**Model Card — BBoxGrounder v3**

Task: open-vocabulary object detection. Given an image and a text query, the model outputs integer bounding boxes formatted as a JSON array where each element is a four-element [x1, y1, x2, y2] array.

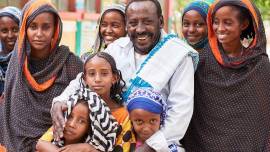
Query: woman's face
[[27, 12, 55, 59], [0, 16, 19, 53], [99, 10, 126, 46], [182, 10, 207, 45], [212, 6, 246, 47]]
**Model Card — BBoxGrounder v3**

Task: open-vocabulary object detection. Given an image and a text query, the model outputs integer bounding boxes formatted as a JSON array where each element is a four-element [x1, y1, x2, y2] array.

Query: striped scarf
[[57, 79, 119, 151]]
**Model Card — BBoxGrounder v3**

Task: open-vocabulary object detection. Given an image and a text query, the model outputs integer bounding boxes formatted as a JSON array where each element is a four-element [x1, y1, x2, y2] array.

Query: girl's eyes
[[112, 24, 120, 28], [133, 119, 159, 125], [42, 24, 51, 30], [213, 19, 233, 26], [101, 72, 108, 76], [101, 23, 122, 28], [0, 29, 8, 33], [29, 24, 37, 30], [213, 20, 219, 25], [28, 24, 52, 30], [86, 71, 110, 76], [100, 23, 107, 27], [134, 120, 143, 125], [150, 119, 158, 124], [88, 72, 95, 76], [12, 28, 19, 33], [224, 21, 232, 26], [183, 22, 189, 27], [182, 22, 204, 28], [196, 23, 204, 27], [78, 119, 86, 124], [67, 115, 87, 124]]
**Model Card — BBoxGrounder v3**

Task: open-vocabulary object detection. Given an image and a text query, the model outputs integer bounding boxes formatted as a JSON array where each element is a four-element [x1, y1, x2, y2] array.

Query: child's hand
[[58, 143, 99, 152], [36, 140, 59, 152]]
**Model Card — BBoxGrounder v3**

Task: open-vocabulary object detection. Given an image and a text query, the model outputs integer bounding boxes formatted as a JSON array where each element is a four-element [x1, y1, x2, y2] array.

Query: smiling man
[[105, 1, 198, 151], [51, 0, 198, 151]]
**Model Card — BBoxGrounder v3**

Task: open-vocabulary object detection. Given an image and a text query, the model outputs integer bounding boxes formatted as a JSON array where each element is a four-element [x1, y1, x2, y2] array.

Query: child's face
[[100, 10, 126, 46], [130, 109, 160, 143], [84, 56, 117, 99], [182, 10, 207, 45], [64, 103, 90, 145]]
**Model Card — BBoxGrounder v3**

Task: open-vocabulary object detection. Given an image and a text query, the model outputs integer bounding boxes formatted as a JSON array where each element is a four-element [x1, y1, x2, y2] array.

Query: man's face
[[126, 1, 163, 55]]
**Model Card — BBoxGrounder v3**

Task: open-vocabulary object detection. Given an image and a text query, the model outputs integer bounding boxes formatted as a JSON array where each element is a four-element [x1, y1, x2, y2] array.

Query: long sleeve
[[51, 72, 83, 105], [146, 55, 194, 152]]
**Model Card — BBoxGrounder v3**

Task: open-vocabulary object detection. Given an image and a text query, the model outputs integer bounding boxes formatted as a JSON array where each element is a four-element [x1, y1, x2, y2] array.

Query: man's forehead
[[127, 1, 157, 12]]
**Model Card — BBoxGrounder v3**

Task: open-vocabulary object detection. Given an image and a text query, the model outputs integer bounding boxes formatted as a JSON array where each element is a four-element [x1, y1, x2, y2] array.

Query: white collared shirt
[[104, 35, 194, 152]]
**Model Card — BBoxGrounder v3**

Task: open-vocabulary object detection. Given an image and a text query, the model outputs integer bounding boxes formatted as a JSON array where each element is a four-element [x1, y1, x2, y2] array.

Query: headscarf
[[183, 0, 213, 21], [57, 79, 119, 151], [0, 6, 21, 54], [183, 0, 270, 151], [182, 0, 213, 50], [0, 0, 83, 151], [127, 88, 167, 127], [0, 6, 21, 25], [81, 3, 126, 62], [93, 4, 125, 52], [207, 0, 260, 67]]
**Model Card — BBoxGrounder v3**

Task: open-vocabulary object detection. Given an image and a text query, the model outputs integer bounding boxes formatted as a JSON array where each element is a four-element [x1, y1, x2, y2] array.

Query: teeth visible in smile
[[105, 36, 113, 40], [218, 34, 226, 39], [137, 35, 148, 40]]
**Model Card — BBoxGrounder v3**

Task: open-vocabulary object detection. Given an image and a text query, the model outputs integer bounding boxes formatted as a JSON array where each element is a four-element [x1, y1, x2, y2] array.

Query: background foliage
[[253, 0, 270, 20]]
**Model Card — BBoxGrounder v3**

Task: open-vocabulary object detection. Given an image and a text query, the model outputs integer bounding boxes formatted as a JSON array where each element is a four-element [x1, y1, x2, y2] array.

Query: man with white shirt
[[51, 0, 198, 151]]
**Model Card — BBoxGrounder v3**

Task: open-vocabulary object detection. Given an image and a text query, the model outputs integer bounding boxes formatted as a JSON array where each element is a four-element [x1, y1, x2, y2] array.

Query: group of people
[[0, 0, 269, 151]]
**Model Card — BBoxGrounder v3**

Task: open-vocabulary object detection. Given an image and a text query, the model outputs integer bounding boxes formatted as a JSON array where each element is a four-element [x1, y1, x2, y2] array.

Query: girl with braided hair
[[39, 52, 136, 152]]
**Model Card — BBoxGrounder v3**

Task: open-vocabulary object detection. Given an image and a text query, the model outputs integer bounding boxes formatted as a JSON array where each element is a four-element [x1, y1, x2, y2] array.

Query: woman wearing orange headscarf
[[183, 0, 270, 151], [0, 0, 83, 151]]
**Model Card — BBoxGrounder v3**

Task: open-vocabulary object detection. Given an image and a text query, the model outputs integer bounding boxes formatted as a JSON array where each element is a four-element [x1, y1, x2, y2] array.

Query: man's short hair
[[126, 0, 163, 18]]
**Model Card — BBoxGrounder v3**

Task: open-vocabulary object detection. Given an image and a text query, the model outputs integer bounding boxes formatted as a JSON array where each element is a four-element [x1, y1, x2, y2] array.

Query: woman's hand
[[58, 143, 99, 152], [51, 101, 68, 141]]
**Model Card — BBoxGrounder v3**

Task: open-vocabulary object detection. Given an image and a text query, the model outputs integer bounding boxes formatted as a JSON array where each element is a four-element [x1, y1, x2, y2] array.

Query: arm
[[52, 72, 83, 104], [146, 56, 195, 152], [58, 143, 99, 152], [50, 72, 83, 140], [36, 140, 59, 152]]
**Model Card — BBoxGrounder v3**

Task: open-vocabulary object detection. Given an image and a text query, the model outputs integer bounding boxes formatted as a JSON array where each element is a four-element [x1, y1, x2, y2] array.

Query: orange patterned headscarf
[[207, 0, 265, 67], [17, 0, 62, 91]]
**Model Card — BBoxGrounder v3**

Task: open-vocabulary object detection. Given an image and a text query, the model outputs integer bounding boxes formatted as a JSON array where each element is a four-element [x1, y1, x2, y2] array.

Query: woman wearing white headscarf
[[81, 4, 126, 62], [0, 6, 21, 96]]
